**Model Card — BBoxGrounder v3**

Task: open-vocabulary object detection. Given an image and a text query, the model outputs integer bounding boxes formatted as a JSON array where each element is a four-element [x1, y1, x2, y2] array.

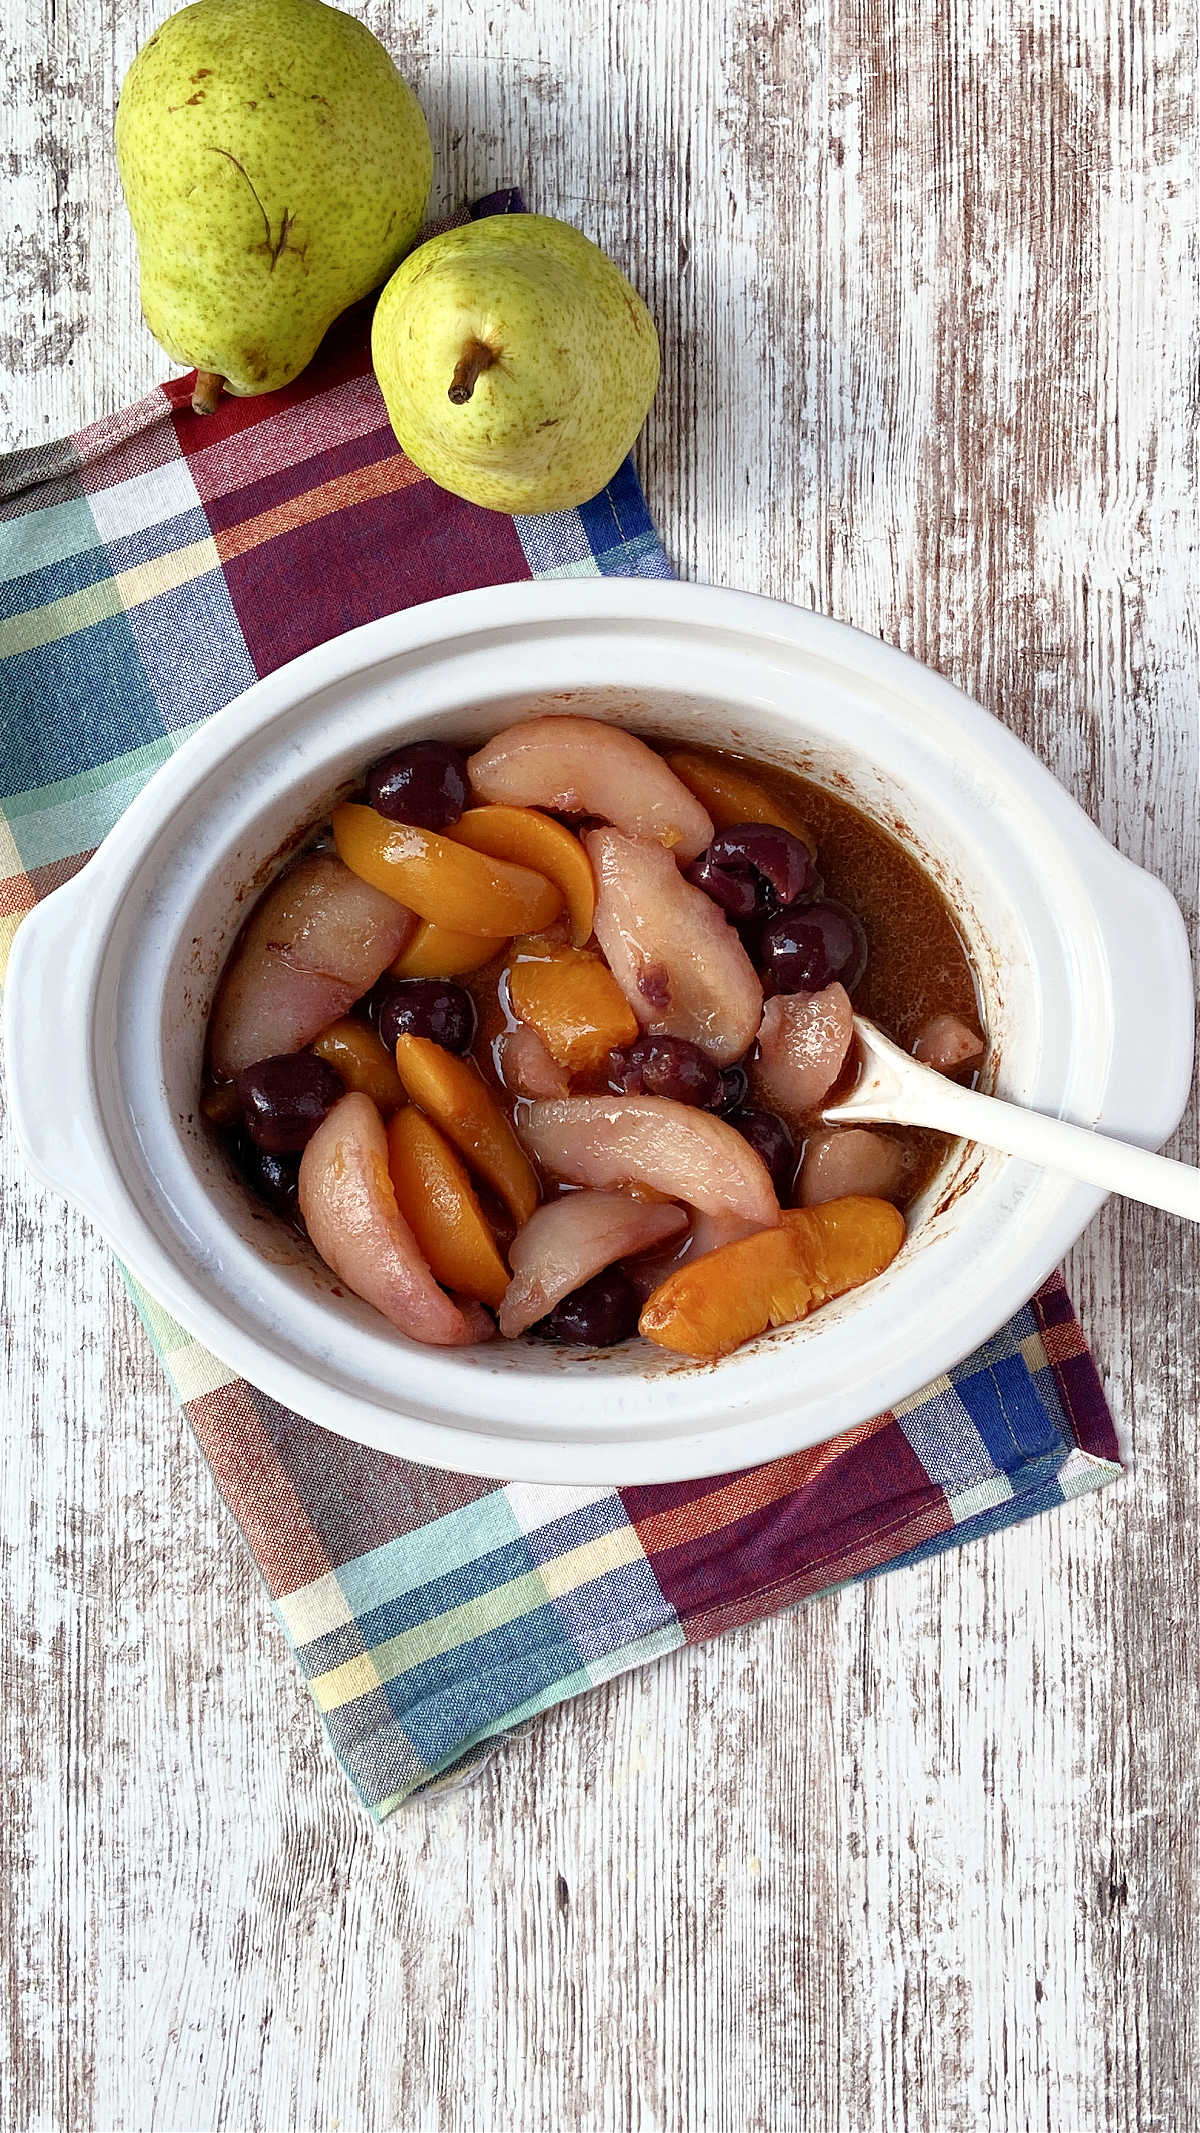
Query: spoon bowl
[[825, 1018, 1200, 1224]]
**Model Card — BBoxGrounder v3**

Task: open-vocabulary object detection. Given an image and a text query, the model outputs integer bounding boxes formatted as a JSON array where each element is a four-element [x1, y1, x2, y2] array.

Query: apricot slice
[[387, 1106, 510, 1309], [209, 852, 416, 1079], [518, 1095, 779, 1228], [393, 1032, 540, 1225], [391, 918, 500, 979], [298, 1093, 488, 1345], [665, 750, 816, 849], [312, 1018, 405, 1113], [508, 943, 639, 1075], [333, 802, 561, 937], [639, 1197, 906, 1358], [587, 827, 762, 1065], [468, 715, 714, 861], [499, 1191, 689, 1337], [451, 806, 596, 947]]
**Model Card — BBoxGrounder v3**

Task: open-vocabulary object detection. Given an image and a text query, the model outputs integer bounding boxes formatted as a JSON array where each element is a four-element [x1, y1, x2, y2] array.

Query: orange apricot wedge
[[333, 802, 562, 937], [390, 918, 500, 979], [451, 806, 596, 947], [387, 1106, 510, 1309], [393, 1032, 540, 1225], [638, 1197, 906, 1358], [664, 750, 816, 851], [508, 942, 639, 1075], [312, 1018, 406, 1112]]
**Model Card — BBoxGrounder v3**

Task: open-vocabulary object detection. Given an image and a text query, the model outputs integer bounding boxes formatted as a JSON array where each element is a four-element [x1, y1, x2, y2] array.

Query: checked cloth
[[0, 191, 1121, 1816]]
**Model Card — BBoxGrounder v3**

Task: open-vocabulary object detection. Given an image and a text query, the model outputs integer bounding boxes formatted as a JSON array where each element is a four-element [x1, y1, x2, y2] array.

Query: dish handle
[[3, 868, 119, 1232], [1089, 848, 1195, 1149]]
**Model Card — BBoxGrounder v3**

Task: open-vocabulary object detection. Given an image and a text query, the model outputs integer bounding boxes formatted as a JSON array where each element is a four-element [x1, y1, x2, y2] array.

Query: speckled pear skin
[[371, 214, 661, 514], [115, 0, 432, 398]]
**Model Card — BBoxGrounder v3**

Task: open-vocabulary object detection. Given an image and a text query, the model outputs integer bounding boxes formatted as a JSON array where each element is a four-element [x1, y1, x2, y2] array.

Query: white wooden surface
[[2, 0, 1198, 2127]]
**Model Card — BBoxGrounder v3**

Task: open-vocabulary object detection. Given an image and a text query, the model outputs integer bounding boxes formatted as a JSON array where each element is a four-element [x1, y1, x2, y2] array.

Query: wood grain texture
[[2, 0, 1197, 2126]]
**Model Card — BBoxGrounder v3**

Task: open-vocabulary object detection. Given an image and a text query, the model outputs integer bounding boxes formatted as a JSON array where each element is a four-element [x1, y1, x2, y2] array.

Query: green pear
[[371, 214, 661, 513], [115, 0, 431, 410]]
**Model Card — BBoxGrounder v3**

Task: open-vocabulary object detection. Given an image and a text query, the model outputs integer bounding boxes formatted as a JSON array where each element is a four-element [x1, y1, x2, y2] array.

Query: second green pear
[[116, 0, 431, 406], [372, 215, 661, 513]]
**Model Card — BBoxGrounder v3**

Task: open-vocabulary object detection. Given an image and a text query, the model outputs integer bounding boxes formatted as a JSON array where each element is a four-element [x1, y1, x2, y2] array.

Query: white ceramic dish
[[5, 579, 1193, 1483]]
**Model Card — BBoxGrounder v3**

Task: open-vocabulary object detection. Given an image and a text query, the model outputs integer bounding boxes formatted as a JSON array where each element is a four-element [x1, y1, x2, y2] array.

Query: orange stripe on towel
[[633, 1409, 895, 1556], [214, 451, 427, 564]]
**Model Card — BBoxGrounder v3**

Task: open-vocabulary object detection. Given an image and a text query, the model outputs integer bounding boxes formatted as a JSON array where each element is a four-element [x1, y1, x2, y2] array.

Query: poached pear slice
[[499, 1192, 688, 1339], [299, 1093, 490, 1346], [751, 984, 855, 1125], [467, 716, 714, 861], [209, 852, 416, 1081], [586, 827, 763, 1065], [518, 1095, 780, 1230]]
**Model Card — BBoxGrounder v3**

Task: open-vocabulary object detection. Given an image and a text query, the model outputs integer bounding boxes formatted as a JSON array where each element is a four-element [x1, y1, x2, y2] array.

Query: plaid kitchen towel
[[0, 191, 1120, 1815]]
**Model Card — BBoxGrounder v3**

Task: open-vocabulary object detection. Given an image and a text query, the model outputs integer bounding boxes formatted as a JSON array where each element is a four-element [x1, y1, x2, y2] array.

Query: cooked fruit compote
[[202, 717, 985, 1361]]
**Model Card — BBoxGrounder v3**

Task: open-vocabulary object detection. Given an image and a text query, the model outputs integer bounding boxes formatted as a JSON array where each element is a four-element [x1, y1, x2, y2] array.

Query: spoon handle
[[826, 1050, 1200, 1222]]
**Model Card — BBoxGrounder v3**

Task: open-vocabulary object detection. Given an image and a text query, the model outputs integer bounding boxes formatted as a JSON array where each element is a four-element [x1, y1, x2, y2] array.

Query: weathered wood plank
[[1, 0, 1196, 2126]]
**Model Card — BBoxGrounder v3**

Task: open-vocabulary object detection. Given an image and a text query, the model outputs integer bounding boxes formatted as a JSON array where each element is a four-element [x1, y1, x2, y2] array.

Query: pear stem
[[448, 339, 498, 405], [191, 369, 226, 415]]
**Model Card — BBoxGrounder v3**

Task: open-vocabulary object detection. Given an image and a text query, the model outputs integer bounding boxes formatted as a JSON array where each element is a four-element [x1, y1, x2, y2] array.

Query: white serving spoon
[[823, 1017, 1200, 1222]]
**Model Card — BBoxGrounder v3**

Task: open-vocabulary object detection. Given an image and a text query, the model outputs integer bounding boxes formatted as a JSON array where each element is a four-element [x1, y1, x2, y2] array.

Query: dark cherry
[[756, 899, 868, 995], [529, 1266, 641, 1347], [717, 1063, 750, 1112], [235, 1053, 344, 1153], [371, 977, 477, 1054], [724, 1104, 796, 1200], [607, 1034, 723, 1108], [366, 741, 469, 830], [232, 1135, 304, 1222], [686, 823, 818, 921]]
